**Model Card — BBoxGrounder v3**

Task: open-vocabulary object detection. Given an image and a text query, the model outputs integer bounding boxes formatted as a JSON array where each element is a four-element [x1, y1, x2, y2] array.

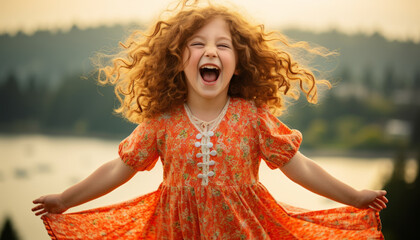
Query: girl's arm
[[280, 152, 388, 211], [32, 158, 136, 216]]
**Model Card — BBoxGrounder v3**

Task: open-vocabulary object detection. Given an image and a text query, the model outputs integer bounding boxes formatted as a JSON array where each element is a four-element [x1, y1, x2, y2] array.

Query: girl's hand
[[32, 194, 68, 216], [282, 153, 389, 211], [354, 190, 388, 211], [31, 158, 136, 217]]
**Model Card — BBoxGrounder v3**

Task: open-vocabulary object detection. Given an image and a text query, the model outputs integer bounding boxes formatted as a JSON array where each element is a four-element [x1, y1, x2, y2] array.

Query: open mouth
[[199, 65, 220, 83]]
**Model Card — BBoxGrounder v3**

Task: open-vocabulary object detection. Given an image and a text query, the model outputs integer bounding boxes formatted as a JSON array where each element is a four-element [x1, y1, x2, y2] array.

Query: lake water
[[0, 134, 395, 240]]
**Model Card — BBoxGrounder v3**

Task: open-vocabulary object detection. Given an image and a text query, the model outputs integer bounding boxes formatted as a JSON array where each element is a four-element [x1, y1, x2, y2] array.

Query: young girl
[[32, 1, 388, 239]]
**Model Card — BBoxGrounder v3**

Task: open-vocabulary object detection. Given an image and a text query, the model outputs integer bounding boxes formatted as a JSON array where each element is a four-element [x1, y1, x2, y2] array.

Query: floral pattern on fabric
[[41, 98, 384, 239]]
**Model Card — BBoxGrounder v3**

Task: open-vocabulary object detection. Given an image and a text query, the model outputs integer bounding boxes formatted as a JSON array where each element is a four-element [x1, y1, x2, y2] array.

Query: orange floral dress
[[41, 98, 384, 239]]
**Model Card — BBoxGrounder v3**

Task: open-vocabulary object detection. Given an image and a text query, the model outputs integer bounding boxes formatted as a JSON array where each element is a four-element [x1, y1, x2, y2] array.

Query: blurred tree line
[[0, 71, 135, 138], [283, 65, 419, 151], [0, 64, 419, 151]]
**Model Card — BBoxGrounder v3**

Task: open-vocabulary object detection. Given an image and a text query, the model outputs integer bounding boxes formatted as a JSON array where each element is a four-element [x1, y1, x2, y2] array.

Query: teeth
[[200, 65, 219, 70]]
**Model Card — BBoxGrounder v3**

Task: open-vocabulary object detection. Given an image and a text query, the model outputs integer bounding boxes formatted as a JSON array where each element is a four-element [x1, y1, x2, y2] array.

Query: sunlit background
[[2, 0, 420, 42], [0, 0, 419, 239]]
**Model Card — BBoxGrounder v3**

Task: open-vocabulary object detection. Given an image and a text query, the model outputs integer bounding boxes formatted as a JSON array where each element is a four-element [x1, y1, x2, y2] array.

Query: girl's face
[[182, 17, 237, 103]]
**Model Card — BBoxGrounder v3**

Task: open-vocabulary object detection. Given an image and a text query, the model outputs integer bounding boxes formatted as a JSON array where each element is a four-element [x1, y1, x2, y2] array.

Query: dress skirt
[[42, 182, 383, 239]]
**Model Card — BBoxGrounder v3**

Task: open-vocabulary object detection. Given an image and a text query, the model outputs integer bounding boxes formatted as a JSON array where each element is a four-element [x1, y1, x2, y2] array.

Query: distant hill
[[0, 24, 136, 89], [284, 29, 420, 83], [0, 23, 419, 89]]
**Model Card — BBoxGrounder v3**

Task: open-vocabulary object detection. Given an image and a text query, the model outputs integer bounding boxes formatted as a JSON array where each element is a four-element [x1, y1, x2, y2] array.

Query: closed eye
[[190, 42, 204, 47], [218, 44, 231, 49]]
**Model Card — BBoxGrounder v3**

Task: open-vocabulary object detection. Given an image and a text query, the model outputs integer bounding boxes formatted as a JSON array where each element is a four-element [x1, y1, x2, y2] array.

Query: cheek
[[221, 53, 237, 73], [184, 51, 201, 70], [182, 49, 191, 67]]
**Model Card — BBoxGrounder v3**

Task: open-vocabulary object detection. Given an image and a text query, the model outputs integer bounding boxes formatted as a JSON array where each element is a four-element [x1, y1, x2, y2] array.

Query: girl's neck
[[185, 95, 230, 122]]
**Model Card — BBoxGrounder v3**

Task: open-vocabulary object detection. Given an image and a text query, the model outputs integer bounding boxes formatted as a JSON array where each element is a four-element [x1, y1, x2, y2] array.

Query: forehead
[[191, 17, 232, 40]]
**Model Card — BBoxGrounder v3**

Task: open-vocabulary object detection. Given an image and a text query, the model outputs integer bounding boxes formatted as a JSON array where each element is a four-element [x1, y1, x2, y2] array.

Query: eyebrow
[[190, 35, 232, 42]]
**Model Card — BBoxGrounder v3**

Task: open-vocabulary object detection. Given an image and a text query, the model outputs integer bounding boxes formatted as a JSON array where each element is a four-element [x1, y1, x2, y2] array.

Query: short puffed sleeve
[[118, 119, 160, 171], [257, 106, 302, 169]]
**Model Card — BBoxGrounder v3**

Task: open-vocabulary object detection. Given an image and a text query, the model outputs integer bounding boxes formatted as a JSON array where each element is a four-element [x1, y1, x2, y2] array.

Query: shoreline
[[300, 149, 404, 159], [1, 133, 415, 160]]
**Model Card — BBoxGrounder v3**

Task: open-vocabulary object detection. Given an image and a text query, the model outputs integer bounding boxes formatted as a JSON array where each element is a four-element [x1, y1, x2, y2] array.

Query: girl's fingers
[[369, 198, 387, 211], [369, 203, 382, 211], [380, 195, 389, 203], [372, 202, 382, 211], [32, 196, 54, 216], [376, 198, 387, 209], [33, 196, 44, 204], [31, 204, 44, 212], [35, 209, 47, 216]]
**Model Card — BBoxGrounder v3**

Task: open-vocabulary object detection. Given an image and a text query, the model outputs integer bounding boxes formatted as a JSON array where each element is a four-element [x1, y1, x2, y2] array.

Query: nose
[[204, 46, 217, 58]]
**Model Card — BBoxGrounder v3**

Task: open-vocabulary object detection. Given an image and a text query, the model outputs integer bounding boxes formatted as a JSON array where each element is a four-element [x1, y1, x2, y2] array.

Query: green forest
[[1, 67, 419, 151]]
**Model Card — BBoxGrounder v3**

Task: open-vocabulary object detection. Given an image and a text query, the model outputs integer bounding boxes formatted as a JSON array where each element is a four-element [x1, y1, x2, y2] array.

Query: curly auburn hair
[[98, 0, 332, 123]]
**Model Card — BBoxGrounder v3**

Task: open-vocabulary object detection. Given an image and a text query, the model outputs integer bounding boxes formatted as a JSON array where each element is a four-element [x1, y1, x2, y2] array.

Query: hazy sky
[[1, 0, 419, 42]]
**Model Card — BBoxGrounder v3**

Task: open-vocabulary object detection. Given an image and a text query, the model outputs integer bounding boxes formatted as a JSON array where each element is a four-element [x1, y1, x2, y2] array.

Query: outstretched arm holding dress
[[280, 152, 388, 211], [32, 158, 136, 216]]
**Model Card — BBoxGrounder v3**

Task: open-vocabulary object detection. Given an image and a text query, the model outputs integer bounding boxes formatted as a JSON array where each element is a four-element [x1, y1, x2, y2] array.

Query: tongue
[[202, 71, 218, 82]]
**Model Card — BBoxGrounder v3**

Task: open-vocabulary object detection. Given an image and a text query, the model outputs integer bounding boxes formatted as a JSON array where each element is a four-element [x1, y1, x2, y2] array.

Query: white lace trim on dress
[[184, 98, 230, 186]]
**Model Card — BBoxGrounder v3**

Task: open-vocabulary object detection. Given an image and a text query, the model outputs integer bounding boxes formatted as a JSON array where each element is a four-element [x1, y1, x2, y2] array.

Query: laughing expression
[[182, 17, 237, 103]]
